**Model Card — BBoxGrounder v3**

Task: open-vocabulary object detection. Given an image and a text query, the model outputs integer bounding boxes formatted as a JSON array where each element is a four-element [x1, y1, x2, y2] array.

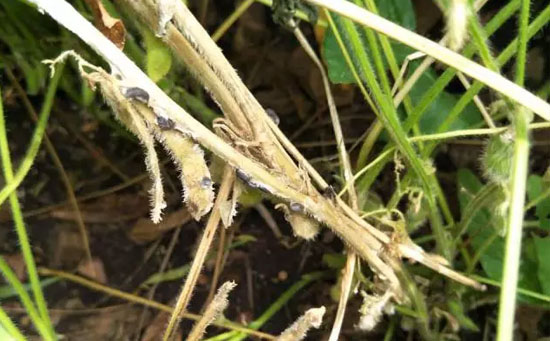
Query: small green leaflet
[[142, 28, 172, 83]]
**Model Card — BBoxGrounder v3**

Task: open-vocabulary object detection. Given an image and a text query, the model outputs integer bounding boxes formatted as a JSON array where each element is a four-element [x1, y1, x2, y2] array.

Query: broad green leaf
[[407, 64, 482, 134], [324, 26, 482, 134], [322, 253, 346, 269], [143, 29, 172, 83], [533, 236, 550, 296], [457, 169, 544, 304], [376, 0, 416, 30], [324, 0, 415, 84], [527, 175, 550, 229]]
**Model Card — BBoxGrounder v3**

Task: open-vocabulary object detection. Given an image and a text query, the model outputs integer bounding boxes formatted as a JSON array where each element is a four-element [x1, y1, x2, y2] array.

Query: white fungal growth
[[356, 291, 394, 331], [446, 0, 470, 51], [276, 306, 326, 341]]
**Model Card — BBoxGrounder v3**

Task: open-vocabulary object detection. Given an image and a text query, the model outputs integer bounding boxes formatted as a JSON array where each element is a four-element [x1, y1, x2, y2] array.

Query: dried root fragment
[[96, 72, 166, 223], [275, 204, 320, 240], [187, 281, 237, 341], [276, 306, 326, 341], [155, 128, 214, 220]]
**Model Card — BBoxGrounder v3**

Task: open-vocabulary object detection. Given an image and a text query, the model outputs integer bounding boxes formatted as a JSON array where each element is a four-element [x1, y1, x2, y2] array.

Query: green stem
[[0, 73, 60, 339], [472, 274, 550, 304], [0, 257, 53, 340], [0, 305, 26, 341], [515, 0, 530, 86], [422, 4, 550, 156], [329, 12, 451, 260], [403, 0, 520, 133], [496, 108, 530, 341], [211, 0, 254, 42], [0, 65, 63, 207]]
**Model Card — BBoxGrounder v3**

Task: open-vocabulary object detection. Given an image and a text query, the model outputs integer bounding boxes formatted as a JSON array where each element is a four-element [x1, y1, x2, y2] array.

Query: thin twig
[[134, 228, 181, 341], [37, 267, 276, 339], [5, 67, 94, 275], [163, 166, 235, 341]]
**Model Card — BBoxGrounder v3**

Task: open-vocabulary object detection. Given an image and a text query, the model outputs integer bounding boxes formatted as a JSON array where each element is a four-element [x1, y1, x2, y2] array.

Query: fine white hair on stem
[[93, 70, 166, 223], [154, 129, 214, 220], [276, 306, 326, 341], [446, 0, 470, 51], [187, 281, 237, 341]]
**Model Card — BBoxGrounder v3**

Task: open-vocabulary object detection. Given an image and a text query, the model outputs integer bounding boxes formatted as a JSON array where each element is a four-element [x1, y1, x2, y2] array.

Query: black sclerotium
[[289, 202, 304, 213], [265, 108, 280, 125], [235, 168, 253, 184], [200, 177, 212, 189], [157, 116, 175, 130], [122, 87, 149, 103], [322, 185, 337, 200]]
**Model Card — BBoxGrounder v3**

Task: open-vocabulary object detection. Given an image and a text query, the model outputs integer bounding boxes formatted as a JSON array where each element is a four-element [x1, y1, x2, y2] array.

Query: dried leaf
[[129, 208, 191, 244], [84, 0, 125, 49], [77, 258, 108, 284]]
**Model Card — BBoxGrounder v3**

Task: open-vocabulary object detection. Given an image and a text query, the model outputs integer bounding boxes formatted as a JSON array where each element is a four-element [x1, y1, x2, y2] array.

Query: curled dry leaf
[[129, 208, 191, 244], [83, 0, 126, 49], [77, 257, 108, 284]]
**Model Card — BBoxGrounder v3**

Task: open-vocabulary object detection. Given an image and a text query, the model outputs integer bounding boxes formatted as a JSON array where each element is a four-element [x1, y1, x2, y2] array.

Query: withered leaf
[[84, 0, 126, 49]]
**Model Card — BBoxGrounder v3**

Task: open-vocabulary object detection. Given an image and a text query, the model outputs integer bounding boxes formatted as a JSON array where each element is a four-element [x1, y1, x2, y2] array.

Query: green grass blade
[[515, 0, 530, 86], [0, 64, 63, 206], [0, 257, 53, 340], [329, 12, 451, 259], [0, 70, 61, 340], [0, 305, 26, 341]]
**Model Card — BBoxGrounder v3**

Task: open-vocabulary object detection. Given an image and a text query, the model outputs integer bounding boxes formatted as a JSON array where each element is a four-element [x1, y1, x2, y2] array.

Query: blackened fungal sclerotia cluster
[[235, 168, 273, 195], [322, 185, 337, 200], [122, 86, 149, 103], [157, 116, 175, 130], [200, 176, 212, 189], [265, 108, 280, 125], [289, 202, 304, 213]]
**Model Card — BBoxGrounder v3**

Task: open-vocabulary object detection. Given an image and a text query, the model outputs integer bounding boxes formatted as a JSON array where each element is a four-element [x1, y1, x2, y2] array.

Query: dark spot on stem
[[122, 87, 149, 103]]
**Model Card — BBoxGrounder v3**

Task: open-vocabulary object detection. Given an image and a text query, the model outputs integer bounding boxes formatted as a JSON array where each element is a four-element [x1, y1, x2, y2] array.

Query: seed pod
[[276, 204, 320, 240], [160, 130, 215, 220], [100, 75, 166, 223], [481, 131, 514, 184], [446, 0, 470, 51]]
